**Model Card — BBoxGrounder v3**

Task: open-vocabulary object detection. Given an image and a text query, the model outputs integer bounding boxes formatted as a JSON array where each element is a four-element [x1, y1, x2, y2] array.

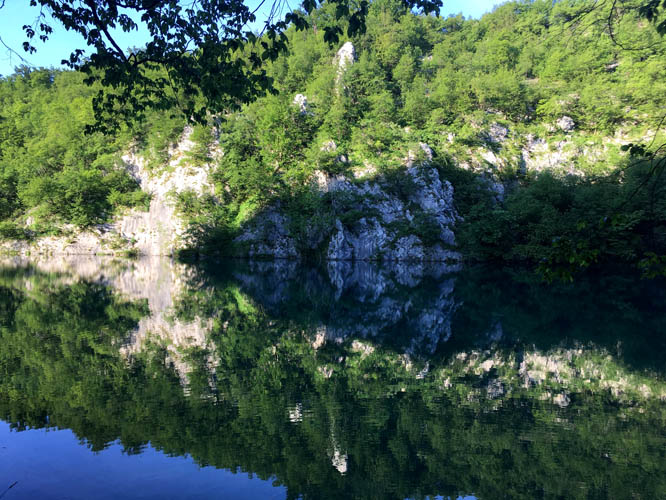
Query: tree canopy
[[3, 0, 664, 130], [5, 0, 442, 130]]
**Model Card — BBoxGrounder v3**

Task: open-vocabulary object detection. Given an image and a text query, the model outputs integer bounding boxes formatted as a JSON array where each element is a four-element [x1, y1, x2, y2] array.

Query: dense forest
[[1, 0, 666, 277]]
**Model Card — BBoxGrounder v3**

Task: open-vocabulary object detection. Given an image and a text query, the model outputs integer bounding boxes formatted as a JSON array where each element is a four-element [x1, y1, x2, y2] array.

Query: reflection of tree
[[0, 262, 665, 499], [188, 259, 666, 375], [450, 265, 666, 374], [0, 266, 149, 450]]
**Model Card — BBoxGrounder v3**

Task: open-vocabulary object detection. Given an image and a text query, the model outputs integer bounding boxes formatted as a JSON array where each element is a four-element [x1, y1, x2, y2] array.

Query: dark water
[[0, 256, 664, 500]]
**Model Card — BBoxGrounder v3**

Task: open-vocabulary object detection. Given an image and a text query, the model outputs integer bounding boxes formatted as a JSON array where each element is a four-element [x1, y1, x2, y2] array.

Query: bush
[[183, 125, 215, 166], [0, 221, 27, 240], [457, 159, 666, 279]]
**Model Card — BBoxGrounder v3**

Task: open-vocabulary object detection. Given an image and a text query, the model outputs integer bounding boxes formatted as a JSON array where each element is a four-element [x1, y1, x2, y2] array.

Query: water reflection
[[0, 256, 664, 499]]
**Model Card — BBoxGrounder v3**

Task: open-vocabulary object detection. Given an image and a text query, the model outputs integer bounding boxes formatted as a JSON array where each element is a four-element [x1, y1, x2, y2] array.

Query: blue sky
[[0, 0, 500, 76]]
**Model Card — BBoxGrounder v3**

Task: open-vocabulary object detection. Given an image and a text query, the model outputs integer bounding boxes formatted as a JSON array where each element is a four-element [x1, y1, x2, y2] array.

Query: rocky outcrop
[[0, 230, 107, 256], [119, 137, 216, 256], [0, 127, 216, 257], [233, 143, 461, 263], [484, 123, 509, 144], [557, 115, 575, 132], [233, 205, 299, 259], [324, 151, 459, 262], [456, 115, 657, 180], [335, 41, 356, 72], [293, 93, 311, 115]]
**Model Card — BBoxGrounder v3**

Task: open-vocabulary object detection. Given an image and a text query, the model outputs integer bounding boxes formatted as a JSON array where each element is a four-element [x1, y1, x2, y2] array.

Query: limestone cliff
[[234, 143, 461, 264], [3, 41, 658, 263], [0, 126, 216, 257]]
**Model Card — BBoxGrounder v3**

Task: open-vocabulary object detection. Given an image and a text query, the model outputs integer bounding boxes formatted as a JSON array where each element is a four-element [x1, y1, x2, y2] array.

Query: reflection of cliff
[[0, 255, 215, 383], [4, 255, 664, 404], [222, 259, 666, 403], [1, 257, 665, 499], [230, 260, 458, 357]]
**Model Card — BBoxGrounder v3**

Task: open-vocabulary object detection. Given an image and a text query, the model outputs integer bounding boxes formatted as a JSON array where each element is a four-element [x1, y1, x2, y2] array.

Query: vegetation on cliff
[[180, 0, 666, 277], [0, 69, 150, 236], [1, 0, 666, 276]]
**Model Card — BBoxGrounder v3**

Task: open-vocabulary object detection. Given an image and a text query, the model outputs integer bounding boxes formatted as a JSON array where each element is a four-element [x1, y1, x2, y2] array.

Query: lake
[[0, 256, 664, 499]]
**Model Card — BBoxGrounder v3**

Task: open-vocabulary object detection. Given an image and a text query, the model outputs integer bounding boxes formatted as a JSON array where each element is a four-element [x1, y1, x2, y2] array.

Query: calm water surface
[[0, 256, 664, 499]]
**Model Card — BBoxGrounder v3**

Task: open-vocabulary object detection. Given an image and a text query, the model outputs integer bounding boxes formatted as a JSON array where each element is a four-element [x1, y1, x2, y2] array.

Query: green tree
[[3, 0, 444, 130]]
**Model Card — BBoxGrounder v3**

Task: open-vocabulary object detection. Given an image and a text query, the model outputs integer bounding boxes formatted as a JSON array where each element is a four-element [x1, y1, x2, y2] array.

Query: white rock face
[[120, 137, 216, 256], [353, 161, 378, 179], [480, 149, 501, 166], [322, 143, 459, 262], [405, 142, 434, 167], [233, 205, 299, 259], [553, 393, 571, 408], [324, 160, 460, 263], [486, 123, 509, 143], [312, 170, 349, 193], [0, 230, 106, 255], [351, 339, 375, 358], [389, 235, 425, 261], [520, 134, 573, 172], [293, 93, 310, 114], [320, 139, 337, 152], [483, 176, 506, 203], [328, 220, 355, 260], [235, 142, 460, 263], [336, 41, 356, 72], [407, 163, 458, 246], [2, 128, 460, 264], [0, 127, 215, 257], [557, 115, 575, 132], [328, 217, 390, 260]]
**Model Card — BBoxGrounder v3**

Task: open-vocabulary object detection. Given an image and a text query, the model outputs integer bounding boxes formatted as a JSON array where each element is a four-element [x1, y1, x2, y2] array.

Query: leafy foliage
[[169, 0, 666, 273], [14, 0, 443, 130], [2, 1, 666, 278], [0, 68, 149, 230], [457, 159, 666, 280]]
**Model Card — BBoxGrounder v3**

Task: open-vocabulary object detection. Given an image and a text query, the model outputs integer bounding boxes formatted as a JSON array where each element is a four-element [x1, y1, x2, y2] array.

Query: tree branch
[[84, 0, 129, 62], [0, 35, 34, 68]]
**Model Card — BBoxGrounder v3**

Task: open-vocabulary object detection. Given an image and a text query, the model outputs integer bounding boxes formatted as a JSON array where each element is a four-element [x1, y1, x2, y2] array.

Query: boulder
[[557, 115, 575, 132], [293, 94, 310, 115], [336, 42, 356, 72]]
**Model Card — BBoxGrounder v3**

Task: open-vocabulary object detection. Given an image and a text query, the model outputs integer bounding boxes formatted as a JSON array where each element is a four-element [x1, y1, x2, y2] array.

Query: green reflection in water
[[0, 257, 664, 499]]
